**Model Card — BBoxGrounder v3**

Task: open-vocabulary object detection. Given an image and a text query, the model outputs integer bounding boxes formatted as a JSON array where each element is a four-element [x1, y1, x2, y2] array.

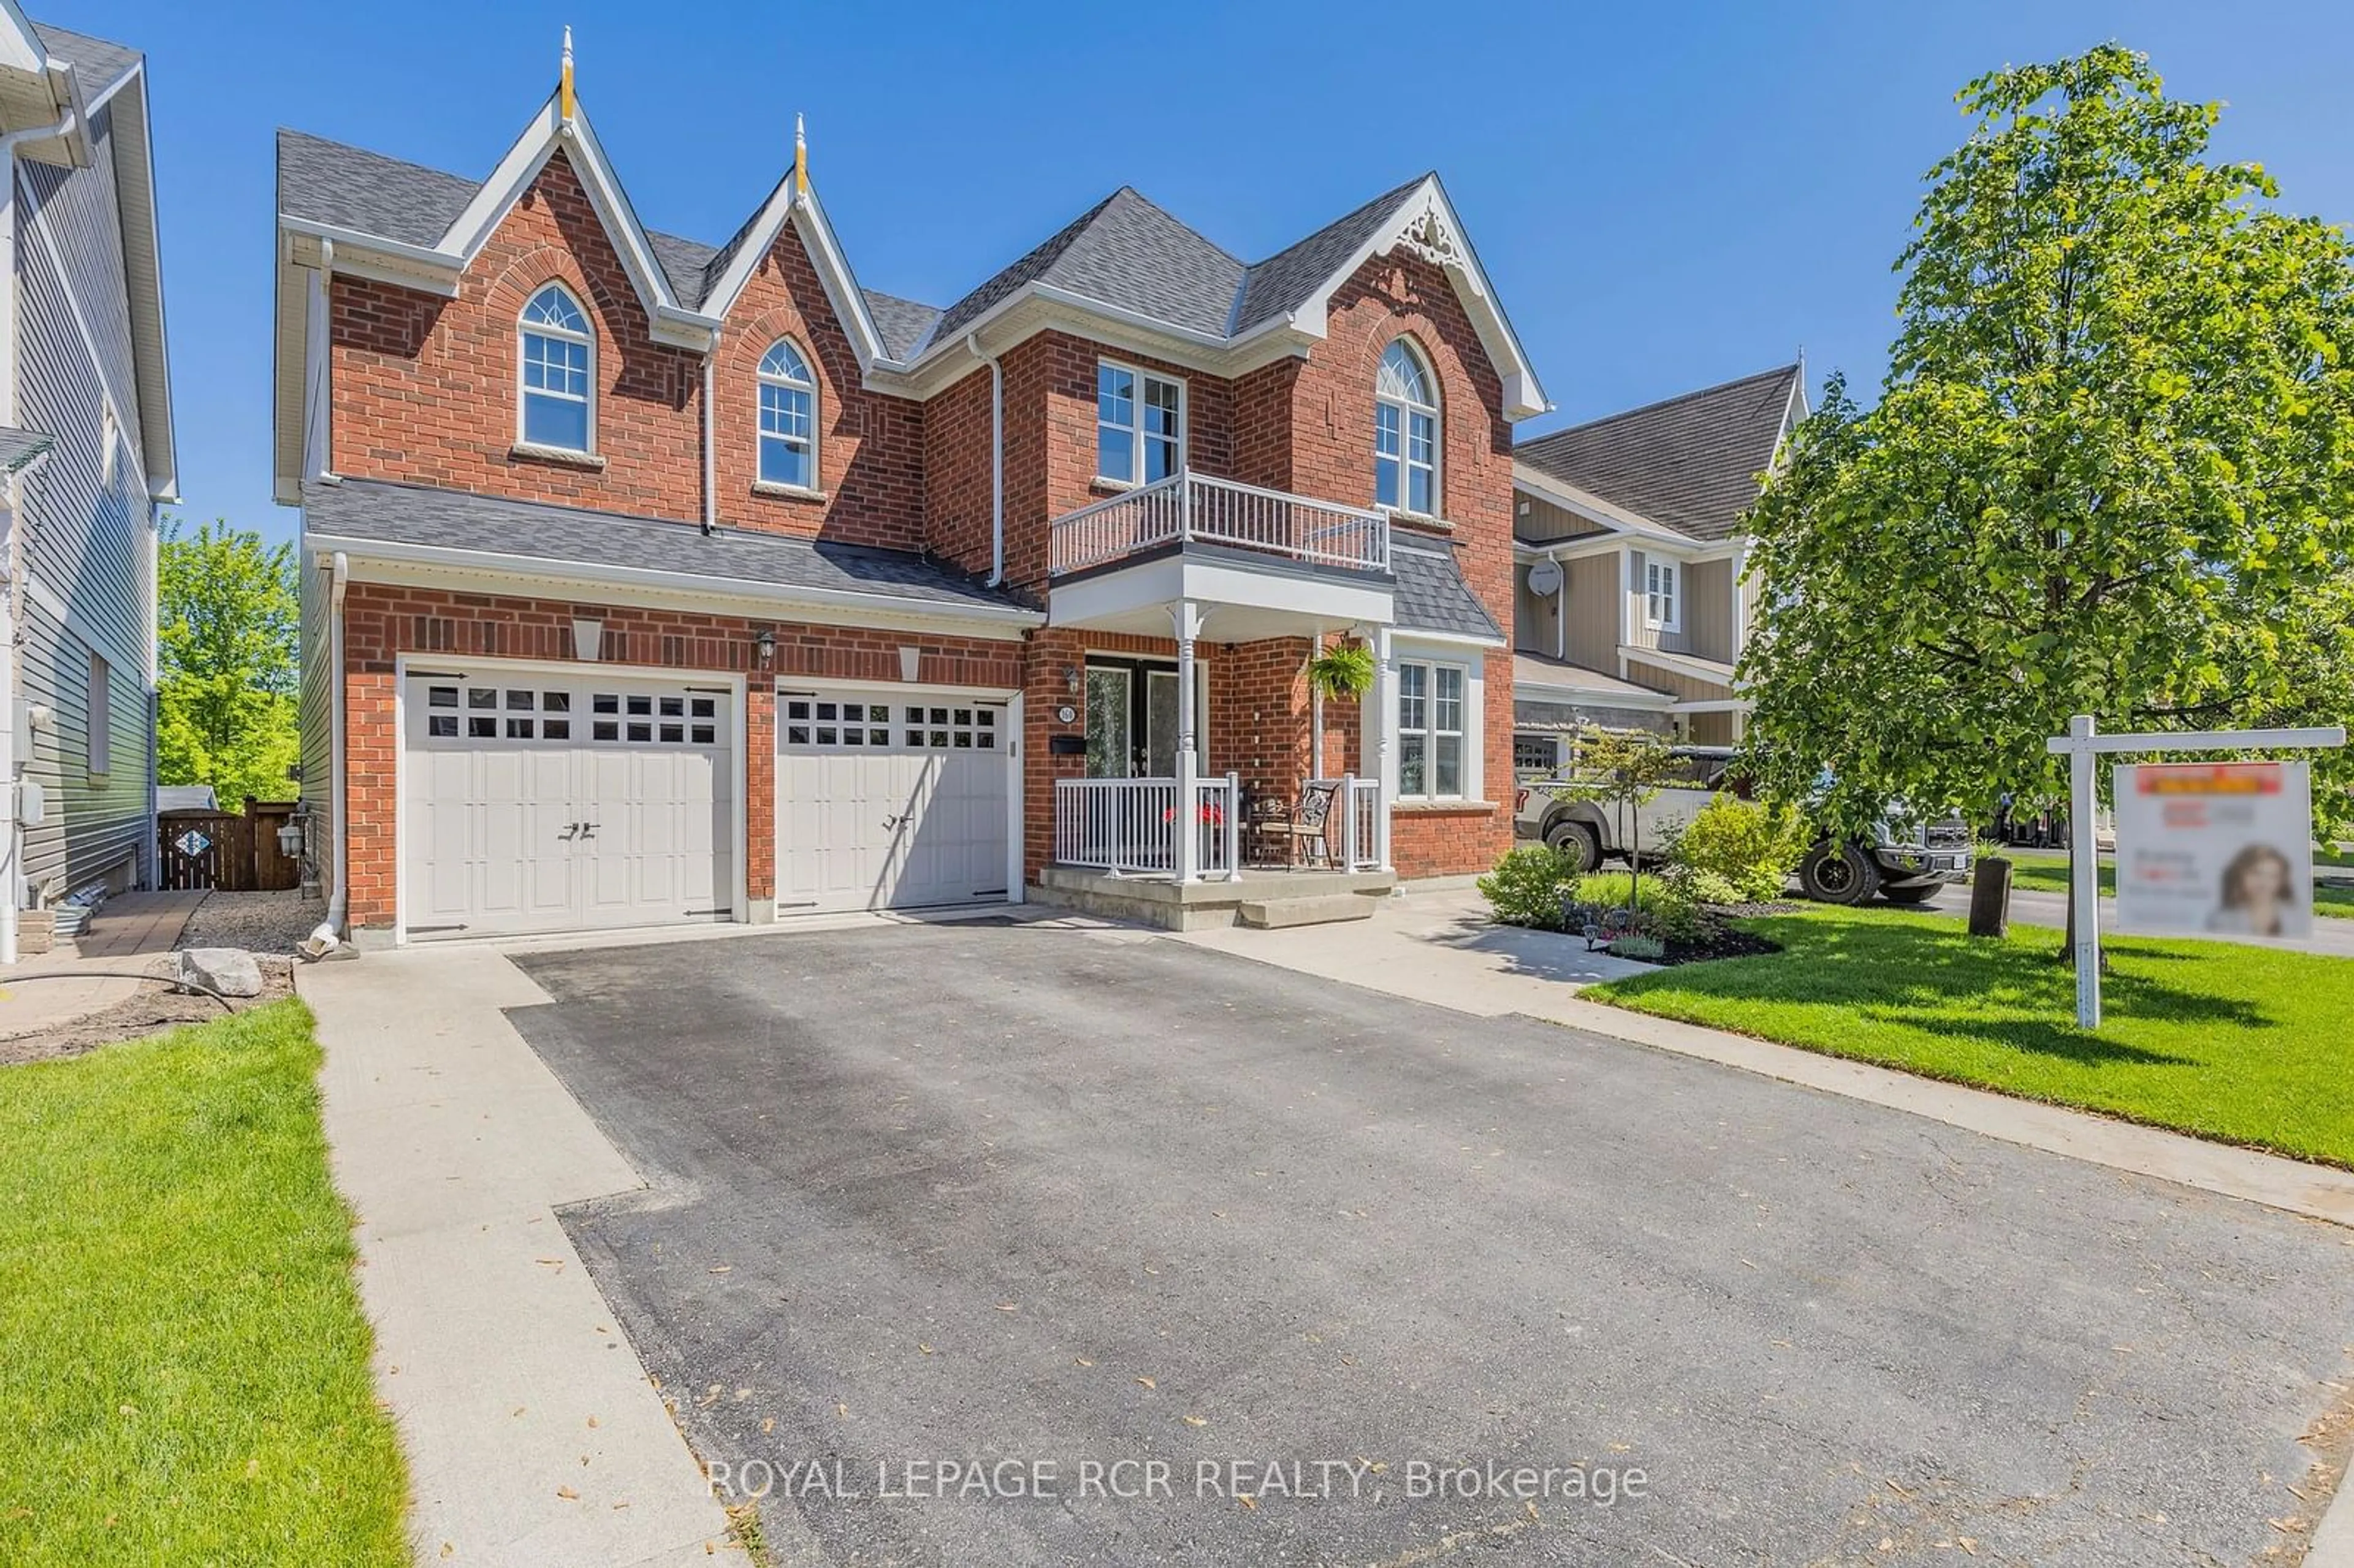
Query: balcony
[[1046, 473, 1396, 640], [1049, 472, 1390, 578]]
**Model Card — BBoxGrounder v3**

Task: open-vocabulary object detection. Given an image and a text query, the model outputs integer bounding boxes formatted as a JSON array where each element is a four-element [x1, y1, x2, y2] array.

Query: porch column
[[1172, 599, 1203, 883], [1372, 625, 1395, 873]]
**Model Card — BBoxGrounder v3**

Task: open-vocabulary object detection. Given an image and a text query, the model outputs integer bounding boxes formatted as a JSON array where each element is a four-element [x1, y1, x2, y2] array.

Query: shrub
[[1674, 867, 1746, 907], [1571, 870, 1705, 940], [1673, 794, 1809, 902], [1478, 845, 1580, 931]]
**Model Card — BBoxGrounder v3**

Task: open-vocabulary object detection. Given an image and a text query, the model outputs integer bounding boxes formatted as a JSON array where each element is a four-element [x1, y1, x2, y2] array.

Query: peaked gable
[[1516, 365, 1804, 542]]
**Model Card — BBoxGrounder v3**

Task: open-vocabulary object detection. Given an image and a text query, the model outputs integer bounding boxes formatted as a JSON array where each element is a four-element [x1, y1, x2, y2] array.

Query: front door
[[1084, 660, 1202, 778]]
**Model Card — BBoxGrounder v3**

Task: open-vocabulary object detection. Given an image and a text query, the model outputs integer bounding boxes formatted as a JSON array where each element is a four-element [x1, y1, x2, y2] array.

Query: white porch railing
[[1054, 773, 1240, 881], [1307, 776, 1387, 872], [1048, 472, 1391, 577]]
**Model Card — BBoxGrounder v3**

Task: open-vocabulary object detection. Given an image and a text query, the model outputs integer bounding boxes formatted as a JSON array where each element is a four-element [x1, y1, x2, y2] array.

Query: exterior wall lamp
[[755, 628, 776, 668]]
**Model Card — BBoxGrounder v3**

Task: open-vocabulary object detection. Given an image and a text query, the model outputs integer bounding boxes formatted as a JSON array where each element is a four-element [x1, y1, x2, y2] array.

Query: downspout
[[700, 335, 718, 536], [967, 333, 1003, 585], [303, 552, 349, 956]]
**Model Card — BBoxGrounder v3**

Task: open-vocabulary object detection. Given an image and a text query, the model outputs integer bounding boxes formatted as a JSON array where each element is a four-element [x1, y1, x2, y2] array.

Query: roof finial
[[794, 112, 808, 199], [559, 25, 576, 124]]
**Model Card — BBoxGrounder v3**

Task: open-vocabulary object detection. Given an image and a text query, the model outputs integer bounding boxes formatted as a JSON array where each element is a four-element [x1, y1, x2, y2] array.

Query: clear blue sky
[[61, 0, 2354, 546]]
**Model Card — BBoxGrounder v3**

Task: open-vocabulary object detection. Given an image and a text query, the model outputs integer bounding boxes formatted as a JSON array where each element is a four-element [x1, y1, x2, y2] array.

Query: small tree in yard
[[1560, 729, 1685, 916], [1740, 45, 2354, 955], [159, 519, 300, 804]]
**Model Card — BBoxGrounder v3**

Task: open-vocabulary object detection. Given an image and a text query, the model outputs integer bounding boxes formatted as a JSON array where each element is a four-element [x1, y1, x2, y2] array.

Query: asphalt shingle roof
[[31, 21, 140, 100], [1515, 365, 1803, 542], [1233, 175, 1427, 334], [1391, 538, 1503, 644], [277, 129, 477, 249], [300, 479, 1030, 615], [276, 128, 1443, 368]]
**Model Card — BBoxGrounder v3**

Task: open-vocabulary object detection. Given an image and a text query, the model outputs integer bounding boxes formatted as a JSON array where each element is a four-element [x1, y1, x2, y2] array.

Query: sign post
[[2045, 717, 2345, 1029]]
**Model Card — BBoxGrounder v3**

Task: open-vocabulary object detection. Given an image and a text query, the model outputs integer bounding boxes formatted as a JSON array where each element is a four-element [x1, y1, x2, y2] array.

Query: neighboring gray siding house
[[0, 15, 175, 958], [1509, 364, 1800, 763]]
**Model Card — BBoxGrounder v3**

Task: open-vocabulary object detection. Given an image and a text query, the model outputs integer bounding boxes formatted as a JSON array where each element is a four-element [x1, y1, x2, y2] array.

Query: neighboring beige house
[[1508, 363, 1802, 766]]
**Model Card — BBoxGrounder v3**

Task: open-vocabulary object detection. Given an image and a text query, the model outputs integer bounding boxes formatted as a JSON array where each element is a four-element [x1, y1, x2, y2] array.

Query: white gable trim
[[784, 189, 888, 367], [1257, 176, 1548, 422], [435, 97, 710, 349]]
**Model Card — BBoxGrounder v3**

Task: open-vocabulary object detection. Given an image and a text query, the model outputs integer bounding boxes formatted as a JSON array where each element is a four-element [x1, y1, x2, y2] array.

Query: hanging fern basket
[[1306, 641, 1376, 702]]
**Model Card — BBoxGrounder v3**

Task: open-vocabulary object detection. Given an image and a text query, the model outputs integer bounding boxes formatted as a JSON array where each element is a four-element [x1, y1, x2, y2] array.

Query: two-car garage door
[[402, 667, 1010, 940]]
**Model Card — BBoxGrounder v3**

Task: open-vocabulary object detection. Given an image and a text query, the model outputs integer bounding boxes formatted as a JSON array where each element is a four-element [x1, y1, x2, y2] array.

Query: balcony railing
[[1048, 472, 1391, 578], [1054, 774, 1240, 880]]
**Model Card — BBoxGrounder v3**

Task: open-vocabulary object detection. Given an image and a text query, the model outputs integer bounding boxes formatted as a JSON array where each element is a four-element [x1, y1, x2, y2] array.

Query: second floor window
[[1376, 339, 1438, 516], [519, 283, 593, 451], [1097, 360, 1181, 485], [758, 339, 818, 489], [1645, 558, 1680, 631]]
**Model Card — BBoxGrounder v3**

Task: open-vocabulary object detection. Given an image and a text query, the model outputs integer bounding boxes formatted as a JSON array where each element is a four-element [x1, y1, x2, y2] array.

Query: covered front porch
[[1037, 471, 1403, 911]]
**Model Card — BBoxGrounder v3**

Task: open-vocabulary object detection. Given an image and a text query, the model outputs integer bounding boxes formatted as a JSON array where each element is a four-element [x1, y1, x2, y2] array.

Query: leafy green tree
[[158, 519, 300, 802], [1741, 46, 2354, 842]]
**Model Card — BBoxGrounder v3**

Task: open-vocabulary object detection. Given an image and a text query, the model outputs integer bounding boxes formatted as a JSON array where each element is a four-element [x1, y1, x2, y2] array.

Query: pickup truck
[[1511, 745, 1971, 905]]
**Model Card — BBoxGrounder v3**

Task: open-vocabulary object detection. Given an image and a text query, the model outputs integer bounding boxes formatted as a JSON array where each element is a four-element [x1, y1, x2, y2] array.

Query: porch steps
[[1238, 894, 1376, 930]]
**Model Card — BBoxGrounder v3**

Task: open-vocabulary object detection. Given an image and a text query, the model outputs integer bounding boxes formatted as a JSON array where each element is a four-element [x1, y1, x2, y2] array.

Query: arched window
[[1375, 338, 1438, 516], [518, 284, 593, 451], [757, 339, 817, 489]]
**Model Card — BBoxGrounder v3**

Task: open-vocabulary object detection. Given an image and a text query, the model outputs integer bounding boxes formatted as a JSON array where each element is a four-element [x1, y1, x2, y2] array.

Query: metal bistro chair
[[1288, 780, 1341, 870]]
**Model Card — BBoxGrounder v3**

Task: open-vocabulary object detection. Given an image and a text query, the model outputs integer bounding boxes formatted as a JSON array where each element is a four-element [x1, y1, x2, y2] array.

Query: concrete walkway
[[0, 890, 204, 1037], [299, 948, 738, 1567], [1180, 886, 2354, 1230]]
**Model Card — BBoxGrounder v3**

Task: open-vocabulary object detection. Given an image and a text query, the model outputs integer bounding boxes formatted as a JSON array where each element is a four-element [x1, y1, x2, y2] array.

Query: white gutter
[[966, 332, 1004, 585], [305, 552, 350, 956], [302, 531, 1045, 627]]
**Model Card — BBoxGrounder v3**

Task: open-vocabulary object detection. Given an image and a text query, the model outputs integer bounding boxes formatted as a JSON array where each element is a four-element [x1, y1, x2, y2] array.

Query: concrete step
[[1238, 894, 1378, 930]]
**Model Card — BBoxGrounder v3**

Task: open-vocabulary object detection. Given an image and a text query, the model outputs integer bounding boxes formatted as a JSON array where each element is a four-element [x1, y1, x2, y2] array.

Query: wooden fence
[[157, 799, 303, 892]]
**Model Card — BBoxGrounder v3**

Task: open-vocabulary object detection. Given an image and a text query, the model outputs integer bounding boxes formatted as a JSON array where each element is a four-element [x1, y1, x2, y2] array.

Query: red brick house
[[273, 51, 1547, 944]]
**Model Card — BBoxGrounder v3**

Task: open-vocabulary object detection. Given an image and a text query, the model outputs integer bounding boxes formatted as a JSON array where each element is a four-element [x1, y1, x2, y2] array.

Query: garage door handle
[[580, 823, 600, 840], [881, 813, 902, 829]]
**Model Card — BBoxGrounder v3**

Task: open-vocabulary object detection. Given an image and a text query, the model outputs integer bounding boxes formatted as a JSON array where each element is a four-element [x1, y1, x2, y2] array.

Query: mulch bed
[[1652, 916, 1784, 967]]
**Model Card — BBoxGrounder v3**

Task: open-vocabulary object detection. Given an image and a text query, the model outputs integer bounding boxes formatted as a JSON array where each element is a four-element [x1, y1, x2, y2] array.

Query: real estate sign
[[2112, 761, 2314, 940]]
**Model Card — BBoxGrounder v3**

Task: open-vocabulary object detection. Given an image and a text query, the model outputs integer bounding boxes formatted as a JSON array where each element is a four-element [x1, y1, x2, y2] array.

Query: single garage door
[[776, 690, 1011, 913], [403, 668, 737, 940]]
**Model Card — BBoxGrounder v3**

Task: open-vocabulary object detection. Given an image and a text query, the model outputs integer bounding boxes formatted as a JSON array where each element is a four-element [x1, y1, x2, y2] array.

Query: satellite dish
[[1526, 558, 1563, 596]]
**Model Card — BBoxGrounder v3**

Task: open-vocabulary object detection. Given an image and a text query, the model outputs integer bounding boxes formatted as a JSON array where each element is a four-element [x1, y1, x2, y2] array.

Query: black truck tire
[[1545, 818, 1603, 874], [1799, 840, 1881, 905]]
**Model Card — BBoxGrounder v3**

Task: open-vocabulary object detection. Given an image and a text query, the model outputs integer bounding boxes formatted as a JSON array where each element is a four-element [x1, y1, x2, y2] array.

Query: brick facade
[[316, 145, 1526, 932]]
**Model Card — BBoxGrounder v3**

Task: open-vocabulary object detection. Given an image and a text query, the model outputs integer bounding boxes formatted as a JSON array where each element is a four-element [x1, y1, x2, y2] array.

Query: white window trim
[[1094, 357, 1185, 489], [517, 283, 596, 454], [756, 337, 820, 492], [1395, 657, 1470, 801], [1376, 339, 1441, 520], [1645, 558, 1681, 633], [86, 649, 112, 776]]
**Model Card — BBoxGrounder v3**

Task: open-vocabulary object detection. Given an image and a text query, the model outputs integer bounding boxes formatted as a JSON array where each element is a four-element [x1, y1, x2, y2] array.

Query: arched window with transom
[[1374, 338, 1438, 516], [518, 283, 593, 451], [758, 339, 818, 490]]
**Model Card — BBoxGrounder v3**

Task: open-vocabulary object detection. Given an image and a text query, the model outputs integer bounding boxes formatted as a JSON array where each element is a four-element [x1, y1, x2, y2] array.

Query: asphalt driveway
[[509, 921, 2354, 1566]]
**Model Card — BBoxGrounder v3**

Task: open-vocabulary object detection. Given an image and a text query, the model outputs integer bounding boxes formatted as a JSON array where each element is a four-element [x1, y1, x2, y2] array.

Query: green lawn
[[0, 1002, 408, 1566], [1999, 848, 2354, 918], [1587, 905, 2354, 1168]]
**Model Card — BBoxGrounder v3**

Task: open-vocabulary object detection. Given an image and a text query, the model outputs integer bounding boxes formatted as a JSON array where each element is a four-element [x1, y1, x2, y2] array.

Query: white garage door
[[403, 668, 737, 940], [776, 690, 1011, 913]]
